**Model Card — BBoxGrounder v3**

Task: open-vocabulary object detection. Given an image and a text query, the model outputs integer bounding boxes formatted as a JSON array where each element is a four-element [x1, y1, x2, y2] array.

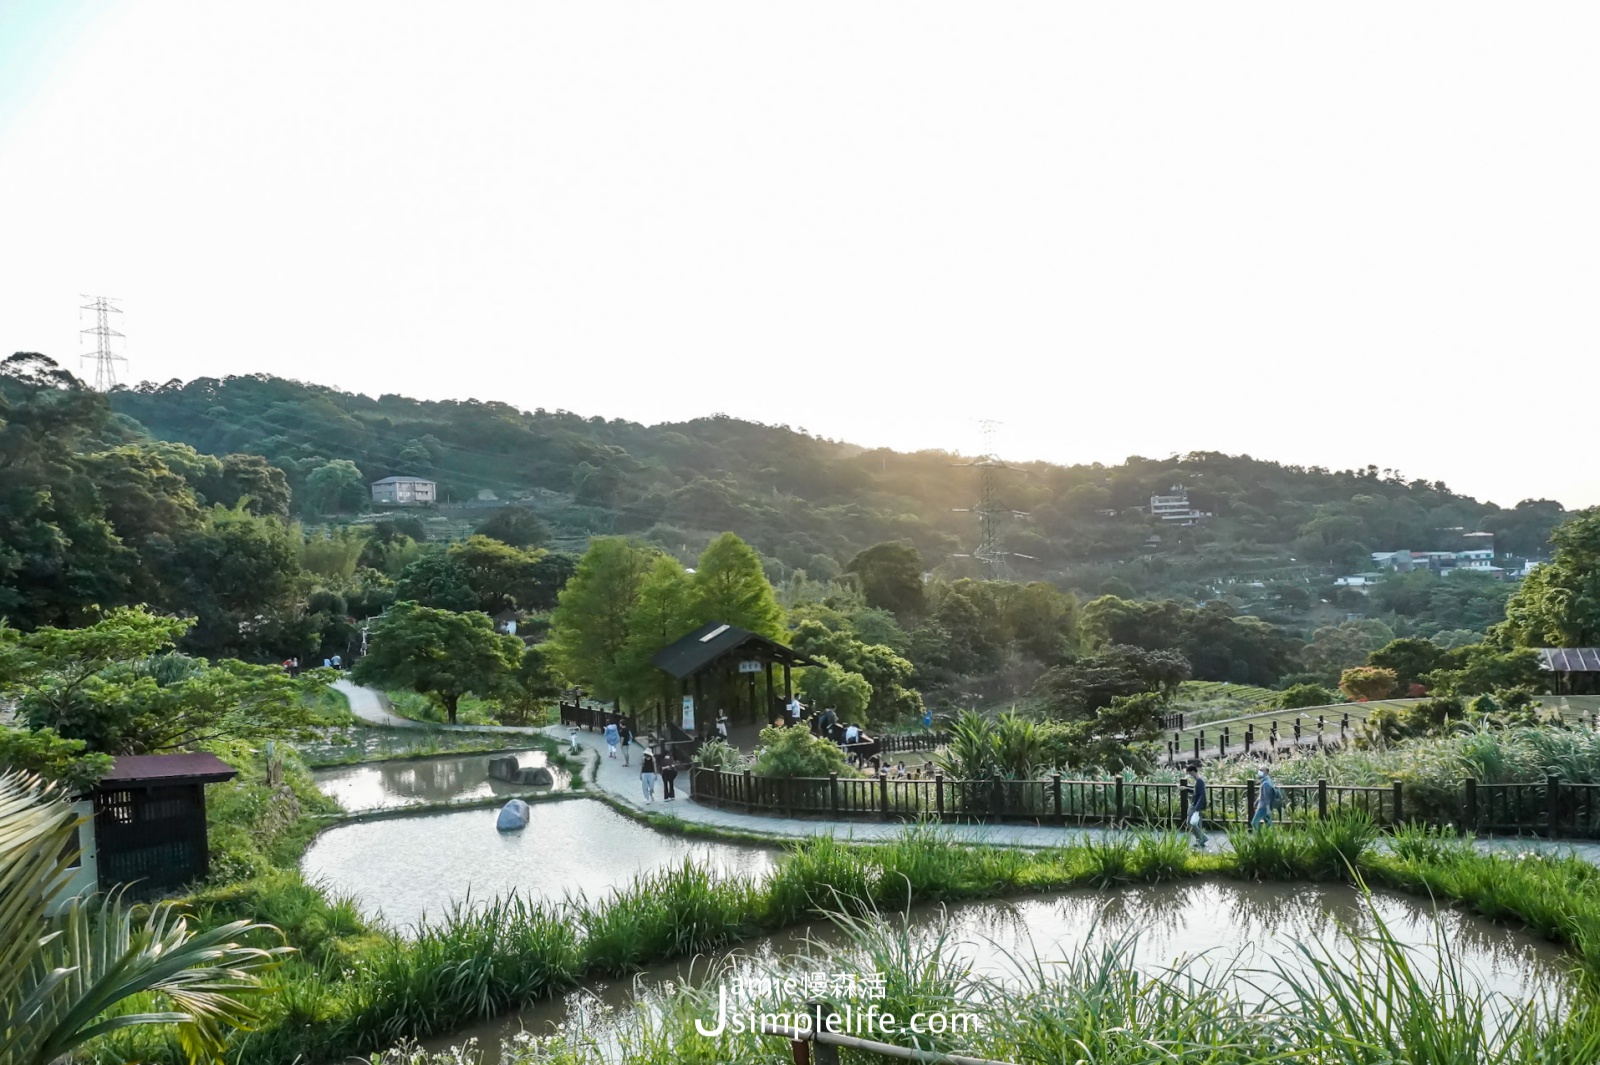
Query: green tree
[[495, 644, 564, 725], [845, 542, 925, 616], [1035, 645, 1190, 717], [299, 525, 371, 581], [1, 772, 288, 1065], [614, 555, 696, 711], [1, 607, 329, 754], [548, 538, 656, 701], [353, 601, 523, 723], [1339, 666, 1398, 702], [474, 506, 551, 549], [393, 552, 478, 613], [796, 658, 872, 722], [155, 505, 307, 660], [691, 532, 784, 639], [1425, 644, 1547, 696], [1299, 619, 1396, 683], [1499, 508, 1600, 647], [1368, 637, 1448, 693], [447, 534, 547, 613], [301, 459, 367, 514], [1003, 581, 1080, 664]]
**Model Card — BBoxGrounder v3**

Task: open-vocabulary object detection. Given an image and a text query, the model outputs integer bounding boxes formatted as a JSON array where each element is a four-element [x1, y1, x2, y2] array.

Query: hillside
[[111, 374, 1568, 603]]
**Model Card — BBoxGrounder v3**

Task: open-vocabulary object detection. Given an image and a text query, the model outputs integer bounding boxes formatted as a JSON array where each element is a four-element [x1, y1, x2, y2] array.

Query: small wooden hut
[[651, 621, 819, 734], [90, 753, 238, 893]]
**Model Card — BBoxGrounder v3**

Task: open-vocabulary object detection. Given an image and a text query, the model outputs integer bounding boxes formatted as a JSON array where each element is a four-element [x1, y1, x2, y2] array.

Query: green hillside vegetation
[[107, 370, 1568, 602]]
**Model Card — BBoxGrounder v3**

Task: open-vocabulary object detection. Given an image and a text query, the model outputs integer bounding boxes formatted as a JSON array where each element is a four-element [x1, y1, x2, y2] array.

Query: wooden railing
[[1161, 713, 1354, 764], [559, 701, 632, 733], [688, 769, 1600, 837]]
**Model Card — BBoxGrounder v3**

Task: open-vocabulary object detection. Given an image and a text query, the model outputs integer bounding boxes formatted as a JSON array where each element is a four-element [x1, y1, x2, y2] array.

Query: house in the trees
[[371, 475, 437, 506]]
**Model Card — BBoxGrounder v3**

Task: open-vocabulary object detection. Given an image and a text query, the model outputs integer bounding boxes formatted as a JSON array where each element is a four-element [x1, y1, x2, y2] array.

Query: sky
[[1, 2, 1596, 508]]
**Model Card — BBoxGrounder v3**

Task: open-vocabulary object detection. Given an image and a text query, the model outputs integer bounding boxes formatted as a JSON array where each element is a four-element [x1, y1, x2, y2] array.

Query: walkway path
[[334, 679, 543, 734], [333, 681, 1600, 862]]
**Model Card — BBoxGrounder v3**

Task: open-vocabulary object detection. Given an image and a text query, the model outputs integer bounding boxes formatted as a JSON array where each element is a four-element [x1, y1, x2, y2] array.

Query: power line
[[79, 295, 127, 390]]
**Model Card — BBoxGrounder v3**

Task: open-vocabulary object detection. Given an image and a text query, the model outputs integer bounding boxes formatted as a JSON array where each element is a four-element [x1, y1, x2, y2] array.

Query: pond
[[312, 749, 570, 812], [301, 799, 776, 930], [423, 878, 1568, 1062]]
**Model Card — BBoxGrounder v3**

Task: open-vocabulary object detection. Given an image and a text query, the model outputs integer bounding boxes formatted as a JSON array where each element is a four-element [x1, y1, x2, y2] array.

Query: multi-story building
[[371, 476, 437, 506], [1148, 486, 1212, 525]]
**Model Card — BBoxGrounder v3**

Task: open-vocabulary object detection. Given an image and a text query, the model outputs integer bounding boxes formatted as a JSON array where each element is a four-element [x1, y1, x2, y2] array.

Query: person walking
[[1252, 768, 1280, 831], [619, 721, 633, 766], [1186, 764, 1209, 848], [660, 756, 678, 800], [639, 749, 657, 803], [603, 720, 619, 759]]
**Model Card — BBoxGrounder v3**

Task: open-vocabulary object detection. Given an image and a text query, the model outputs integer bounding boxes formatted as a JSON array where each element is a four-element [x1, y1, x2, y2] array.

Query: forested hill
[[110, 373, 1565, 596]]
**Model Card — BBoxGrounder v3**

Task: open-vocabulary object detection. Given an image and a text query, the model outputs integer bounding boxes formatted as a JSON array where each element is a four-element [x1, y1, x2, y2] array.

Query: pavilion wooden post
[[783, 662, 793, 702], [748, 671, 758, 723], [694, 674, 705, 733], [766, 661, 776, 722]]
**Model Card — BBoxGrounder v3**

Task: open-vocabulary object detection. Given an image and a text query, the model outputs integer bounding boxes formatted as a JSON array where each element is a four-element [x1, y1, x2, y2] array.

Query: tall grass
[[91, 819, 1600, 1065], [361, 887, 1593, 1065]]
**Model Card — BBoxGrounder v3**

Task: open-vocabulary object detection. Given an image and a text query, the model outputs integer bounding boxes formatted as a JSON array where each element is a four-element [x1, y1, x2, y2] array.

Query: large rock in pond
[[487, 755, 521, 783], [496, 798, 532, 831], [487, 756, 555, 787]]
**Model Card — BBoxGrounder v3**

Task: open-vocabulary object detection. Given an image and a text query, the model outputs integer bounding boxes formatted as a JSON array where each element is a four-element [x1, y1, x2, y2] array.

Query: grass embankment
[[94, 816, 1600, 1065], [383, 689, 554, 728], [297, 725, 548, 767]]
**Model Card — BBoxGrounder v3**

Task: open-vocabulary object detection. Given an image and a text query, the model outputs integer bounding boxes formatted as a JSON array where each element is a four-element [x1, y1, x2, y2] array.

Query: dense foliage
[[105, 370, 1569, 602]]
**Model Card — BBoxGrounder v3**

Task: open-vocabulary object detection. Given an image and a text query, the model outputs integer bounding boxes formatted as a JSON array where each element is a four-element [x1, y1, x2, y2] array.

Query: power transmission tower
[[79, 295, 127, 390], [952, 420, 1032, 576]]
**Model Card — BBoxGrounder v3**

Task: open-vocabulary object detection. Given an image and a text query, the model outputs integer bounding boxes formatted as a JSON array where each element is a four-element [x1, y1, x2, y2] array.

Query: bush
[[752, 724, 854, 778], [1280, 683, 1337, 710]]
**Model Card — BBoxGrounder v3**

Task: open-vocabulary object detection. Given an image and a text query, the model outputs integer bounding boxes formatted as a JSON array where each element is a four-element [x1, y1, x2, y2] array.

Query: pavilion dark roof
[[99, 753, 239, 788], [651, 621, 818, 680], [1539, 648, 1600, 672]]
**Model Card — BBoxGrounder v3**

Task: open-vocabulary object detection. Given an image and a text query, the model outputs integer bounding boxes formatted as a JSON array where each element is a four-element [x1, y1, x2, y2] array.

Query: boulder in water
[[487, 755, 521, 783], [495, 798, 532, 831]]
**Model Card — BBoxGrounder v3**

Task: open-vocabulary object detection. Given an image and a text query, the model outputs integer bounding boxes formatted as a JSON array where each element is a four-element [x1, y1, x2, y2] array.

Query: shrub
[[1340, 666, 1398, 702], [1280, 683, 1337, 710], [752, 724, 853, 778]]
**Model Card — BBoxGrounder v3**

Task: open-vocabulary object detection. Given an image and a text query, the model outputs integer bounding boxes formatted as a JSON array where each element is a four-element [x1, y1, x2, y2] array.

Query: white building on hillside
[[1149, 486, 1212, 525], [371, 476, 436, 506]]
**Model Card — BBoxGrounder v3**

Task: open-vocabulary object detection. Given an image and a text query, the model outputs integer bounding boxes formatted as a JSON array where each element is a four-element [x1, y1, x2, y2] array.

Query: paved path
[[334, 679, 544, 734], [334, 681, 1600, 862]]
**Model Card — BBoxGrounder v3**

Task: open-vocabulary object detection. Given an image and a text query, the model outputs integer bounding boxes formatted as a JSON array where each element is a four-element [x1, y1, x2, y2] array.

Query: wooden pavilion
[[651, 621, 819, 735]]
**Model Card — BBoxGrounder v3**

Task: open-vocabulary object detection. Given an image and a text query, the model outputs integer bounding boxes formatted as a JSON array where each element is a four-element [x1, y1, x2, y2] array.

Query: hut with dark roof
[[650, 621, 819, 734], [89, 752, 239, 893]]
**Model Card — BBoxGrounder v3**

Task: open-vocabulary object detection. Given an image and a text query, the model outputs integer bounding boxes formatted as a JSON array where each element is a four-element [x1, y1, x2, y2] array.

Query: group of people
[[280, 655, 342, 677], [1183, 764, 1282, 848], [599, 717, 680, 804], [778, 696, 882, 768]]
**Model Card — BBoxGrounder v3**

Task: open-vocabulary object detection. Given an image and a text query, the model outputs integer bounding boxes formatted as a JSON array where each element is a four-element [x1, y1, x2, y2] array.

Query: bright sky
[[1, 2, 1596, 508]]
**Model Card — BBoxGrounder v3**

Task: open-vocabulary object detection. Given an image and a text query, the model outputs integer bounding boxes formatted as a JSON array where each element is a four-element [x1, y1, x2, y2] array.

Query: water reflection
[[313, 750, 568, 812], [424, 880, 1566, 1062], [301, 799, 775, 931]]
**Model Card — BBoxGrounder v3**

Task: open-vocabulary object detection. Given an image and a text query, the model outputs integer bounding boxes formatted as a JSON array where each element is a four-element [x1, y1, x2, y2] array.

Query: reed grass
[[89, 815, 1600, 1065], [363, 884, 1596, 1065]]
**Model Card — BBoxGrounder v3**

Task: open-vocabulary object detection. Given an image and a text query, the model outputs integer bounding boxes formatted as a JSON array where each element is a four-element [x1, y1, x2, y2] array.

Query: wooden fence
[[689, 768, 1600, 837], [559, 701, 632, 733], [877, 732, 948, 754], [1160, 713, 1354, 764]]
